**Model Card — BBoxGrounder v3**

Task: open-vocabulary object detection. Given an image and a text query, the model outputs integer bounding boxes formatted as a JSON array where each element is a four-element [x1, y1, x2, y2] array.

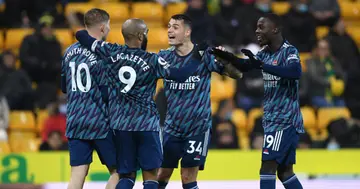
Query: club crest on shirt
[[272, 60, 278, 65]]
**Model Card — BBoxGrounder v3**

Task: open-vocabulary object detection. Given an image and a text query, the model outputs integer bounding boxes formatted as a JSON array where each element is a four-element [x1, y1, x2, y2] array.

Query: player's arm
[[75, 30, 121, 59], [156, 43, 207, 82], [210, 48, 253, 72], [241, 48, 302, 79]]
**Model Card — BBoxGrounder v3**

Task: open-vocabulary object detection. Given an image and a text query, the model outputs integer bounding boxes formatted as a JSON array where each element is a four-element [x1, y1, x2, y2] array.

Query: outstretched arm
[[75, 30, 121, 59], [210, 48, 253, 72]]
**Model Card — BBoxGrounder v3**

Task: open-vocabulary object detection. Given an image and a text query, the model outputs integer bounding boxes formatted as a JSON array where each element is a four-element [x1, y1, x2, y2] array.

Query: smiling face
[[255, 17, 277, 46], [167, 18, 191, 46]]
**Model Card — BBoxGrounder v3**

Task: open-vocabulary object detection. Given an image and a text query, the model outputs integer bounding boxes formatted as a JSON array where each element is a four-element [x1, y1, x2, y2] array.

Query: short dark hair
[[171, 14, 192, 29], [263, 13, 283, 31], [84, 8, 110, 27]]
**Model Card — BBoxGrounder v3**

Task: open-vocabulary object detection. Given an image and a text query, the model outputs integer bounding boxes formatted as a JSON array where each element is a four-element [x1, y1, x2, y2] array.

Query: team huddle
[[61, 8, 304, 189]]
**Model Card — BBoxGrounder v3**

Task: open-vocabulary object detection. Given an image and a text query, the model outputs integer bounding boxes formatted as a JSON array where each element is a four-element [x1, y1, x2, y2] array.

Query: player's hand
[[192, 42, 209, 61], [209, 47, 237, 63], [75, 30, 96, 48], [240, 49, 263, 69]]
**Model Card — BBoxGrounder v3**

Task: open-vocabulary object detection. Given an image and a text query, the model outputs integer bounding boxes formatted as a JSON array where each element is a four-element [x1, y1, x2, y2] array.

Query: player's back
[[62, 42, 109, 140], [103, 45, 168, 131], [257, 41, 304, 133]]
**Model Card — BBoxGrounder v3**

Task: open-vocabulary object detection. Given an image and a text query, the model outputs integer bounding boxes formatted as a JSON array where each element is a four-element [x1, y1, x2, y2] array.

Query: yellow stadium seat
[[0, 30, 3, 49], [165, 2, 187, 23], [272, 2, 290, 15], [211, 101, 219, 115], [107, 27, 125, 45], [9, 137, 39, 153], [347, 26, 360, 46], [65, 3, 96, 16], [316, 26, 329, 39], [54, 29, 73, 50], [247, 108, 263, 132], [0, 141, 11, 154], [239, 131, 250, 150], [223, 78, 236, 99], [37, 110, 49, 133], [340, 2, 360, 20], [5, 29, 34, 51], [99, 3, 129, 24], [299, 53, 311, 72], [9, 111, 36, 130], [131, 2, 164, 28], [148, 28, 169, 50], [231, 109, 247, 130], [317, 108, 351, 129], [211, 76, 226, 101], [301, 106, 316, 129]]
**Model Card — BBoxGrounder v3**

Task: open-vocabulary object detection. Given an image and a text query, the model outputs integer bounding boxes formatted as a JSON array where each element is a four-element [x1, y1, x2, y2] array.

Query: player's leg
[[137, 131, 164, 189], [277, 132, 303, 189], [157, 132, 183, 189], [180, 129, 211, 189], [259, 160, 278, 189], [113, 130, 137, 189], [67, 139, 93, 189], [93, 131, 119, 189]]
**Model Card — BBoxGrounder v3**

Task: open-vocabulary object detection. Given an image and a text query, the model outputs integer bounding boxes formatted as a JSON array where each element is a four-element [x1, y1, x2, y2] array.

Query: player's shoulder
[[281, 41, 299, 54], [158, 46, 175, 56]]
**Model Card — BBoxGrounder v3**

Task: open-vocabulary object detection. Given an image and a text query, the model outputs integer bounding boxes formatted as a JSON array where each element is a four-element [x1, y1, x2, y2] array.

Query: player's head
[[168, 14, 192, 46], [84, 8, 110, 41], [122, 18, 148, 50], [255, 13, 283, 46]]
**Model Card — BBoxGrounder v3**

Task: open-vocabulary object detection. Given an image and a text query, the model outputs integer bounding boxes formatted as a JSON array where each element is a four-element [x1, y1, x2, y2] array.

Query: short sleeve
[[204, 49, 224, 73], [154, 54, 171, 79]]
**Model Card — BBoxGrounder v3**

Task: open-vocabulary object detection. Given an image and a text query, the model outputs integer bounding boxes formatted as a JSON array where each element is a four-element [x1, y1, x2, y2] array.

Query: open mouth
[[168, 36, 175, 40]]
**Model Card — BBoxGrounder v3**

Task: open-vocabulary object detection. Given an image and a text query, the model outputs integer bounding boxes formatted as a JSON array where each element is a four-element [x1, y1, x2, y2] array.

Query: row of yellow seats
[[9, 110, 48, 133], [214, 106, 350, 133], [227, 107, 350, 148], [0, 27, 170, 55], [316, 26, 360, 47], [0, 137, 41, 154], [66, 2, 187, 28], [272, 1, 360, 21]]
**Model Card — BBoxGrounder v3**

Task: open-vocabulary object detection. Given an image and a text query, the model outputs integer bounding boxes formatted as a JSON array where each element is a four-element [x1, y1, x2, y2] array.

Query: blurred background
[[0, 0, 360, 188]]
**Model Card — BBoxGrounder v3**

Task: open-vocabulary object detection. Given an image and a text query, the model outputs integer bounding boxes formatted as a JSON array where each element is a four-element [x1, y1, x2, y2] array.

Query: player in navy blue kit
[[75, 18, 208, 189], [61, 9, 118, 189], [156, 14, 242, 189], [211, 13, 304, 189]]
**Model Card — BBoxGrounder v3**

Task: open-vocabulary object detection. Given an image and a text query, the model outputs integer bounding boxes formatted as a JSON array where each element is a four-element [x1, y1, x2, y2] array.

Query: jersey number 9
[[69, 62, 91, 92], [118, 66, 137, 93]]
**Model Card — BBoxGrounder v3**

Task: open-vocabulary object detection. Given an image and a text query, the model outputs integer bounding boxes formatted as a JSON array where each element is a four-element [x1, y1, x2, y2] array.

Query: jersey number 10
[[70, 62, 137, 93]]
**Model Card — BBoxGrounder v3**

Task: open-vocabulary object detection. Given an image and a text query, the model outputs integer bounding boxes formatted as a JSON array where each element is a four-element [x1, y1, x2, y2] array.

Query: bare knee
[[71, 165, 90, 177], [260, 161, 278, 175], [143, 168, 158, 181], [181, 167, 199, 184], [157, 168, 174, 182], [277, 165, 294, 182]]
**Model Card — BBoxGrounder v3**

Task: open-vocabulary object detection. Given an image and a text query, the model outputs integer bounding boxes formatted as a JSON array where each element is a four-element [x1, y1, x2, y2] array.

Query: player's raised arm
[[155, 43, 207, 82], [241, 47, 302, 79], [75, 30, 121, 59], [210, 48, 254, 72], [208, 46, 243, 79]]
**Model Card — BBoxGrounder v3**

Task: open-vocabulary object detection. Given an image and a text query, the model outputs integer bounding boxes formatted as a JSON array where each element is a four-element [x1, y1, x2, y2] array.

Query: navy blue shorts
[[113, 130, 163, 174], [161, 129, 211, 170], [68, 131, 116, 168], [262, 126, 299, 166]]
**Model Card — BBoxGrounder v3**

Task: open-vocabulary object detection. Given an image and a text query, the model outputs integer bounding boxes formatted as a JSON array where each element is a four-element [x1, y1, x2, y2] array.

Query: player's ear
[[100, 24, 105, 34], [137, 32, 143, 41], [185, 28, 191, 38]]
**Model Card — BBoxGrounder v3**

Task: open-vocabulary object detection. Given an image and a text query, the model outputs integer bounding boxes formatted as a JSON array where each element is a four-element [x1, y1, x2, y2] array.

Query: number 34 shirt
[[61, 42, 109, 140], [89, 40, 172, 132]]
